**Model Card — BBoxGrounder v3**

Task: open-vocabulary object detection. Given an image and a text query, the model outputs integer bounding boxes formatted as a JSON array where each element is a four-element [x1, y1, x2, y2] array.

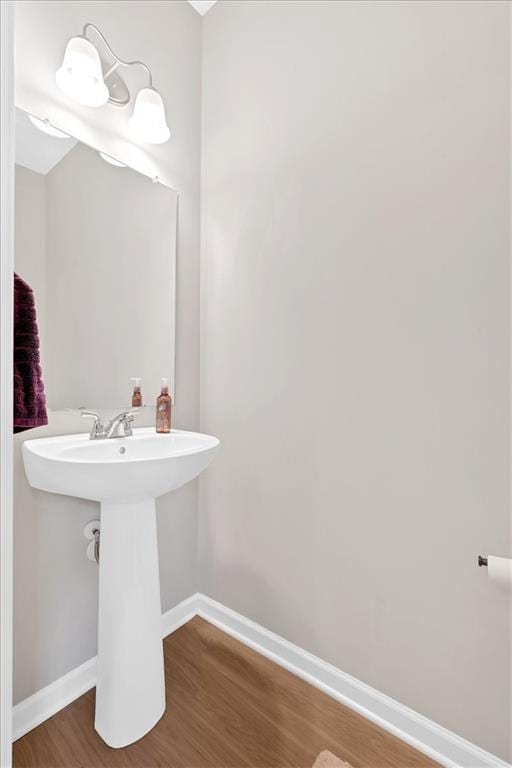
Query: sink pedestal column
[[95, 499, 165, 748]]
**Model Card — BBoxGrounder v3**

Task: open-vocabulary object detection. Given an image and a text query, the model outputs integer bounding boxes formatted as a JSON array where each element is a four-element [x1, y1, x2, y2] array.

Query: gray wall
[[200, 0, 511, 760], [14, 165, 46, 369], [13, 0, 201, 704]]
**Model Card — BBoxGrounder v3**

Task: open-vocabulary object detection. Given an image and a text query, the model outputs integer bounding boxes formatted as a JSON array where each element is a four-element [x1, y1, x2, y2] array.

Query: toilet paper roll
[[86, 540, 97, 563], [487, 556, 512, 591]]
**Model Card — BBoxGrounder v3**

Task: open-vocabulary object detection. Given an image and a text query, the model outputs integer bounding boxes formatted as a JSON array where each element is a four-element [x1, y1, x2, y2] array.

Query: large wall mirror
[[14, 107, 177, 415]]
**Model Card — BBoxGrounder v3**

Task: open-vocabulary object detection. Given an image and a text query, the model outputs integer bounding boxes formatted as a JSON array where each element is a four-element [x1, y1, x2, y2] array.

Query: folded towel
[[13, 273, 48, 431]]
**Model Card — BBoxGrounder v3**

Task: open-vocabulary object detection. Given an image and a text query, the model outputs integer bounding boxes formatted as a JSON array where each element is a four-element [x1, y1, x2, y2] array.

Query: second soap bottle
[[156, 377, 172, 433]]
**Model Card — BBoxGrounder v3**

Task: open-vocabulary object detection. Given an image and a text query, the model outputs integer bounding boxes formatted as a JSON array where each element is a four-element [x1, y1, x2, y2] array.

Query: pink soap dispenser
[[130, 377, 143, 408], [156, 377, 172, 433]]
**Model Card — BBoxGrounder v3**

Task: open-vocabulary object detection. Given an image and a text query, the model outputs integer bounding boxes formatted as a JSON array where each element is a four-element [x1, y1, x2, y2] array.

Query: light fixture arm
[[82, 23, 153, 89], [55, 23, 170, 142]]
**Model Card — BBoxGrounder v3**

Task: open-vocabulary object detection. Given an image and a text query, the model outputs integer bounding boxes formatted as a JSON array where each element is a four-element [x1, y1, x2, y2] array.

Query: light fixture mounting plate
[[99, 56, 130, 106]]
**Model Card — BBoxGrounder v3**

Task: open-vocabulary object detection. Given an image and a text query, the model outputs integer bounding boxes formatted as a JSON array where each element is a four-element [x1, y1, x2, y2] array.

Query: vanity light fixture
[[128, 88, 170, 145], [99, 151, 127, 167], [56, 35, 109, 107], [56, 24, 170, 144], [28, 115, 71, 139]]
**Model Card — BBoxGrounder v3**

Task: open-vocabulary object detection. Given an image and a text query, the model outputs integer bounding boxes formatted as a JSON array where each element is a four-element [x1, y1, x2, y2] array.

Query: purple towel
[[13, 273, 48, 432]]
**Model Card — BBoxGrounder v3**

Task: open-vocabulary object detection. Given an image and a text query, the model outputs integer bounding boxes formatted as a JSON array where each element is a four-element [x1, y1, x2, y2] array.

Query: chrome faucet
[[81, 408, 138, 440]]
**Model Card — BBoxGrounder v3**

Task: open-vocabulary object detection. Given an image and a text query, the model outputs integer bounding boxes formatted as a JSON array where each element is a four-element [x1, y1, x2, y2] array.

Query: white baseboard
[[160, 593, 199, 637], [12, 656, 97, 743], [12, 592, 510, 768], [12, 593, 197, 742], [196, 594, 510, 768]]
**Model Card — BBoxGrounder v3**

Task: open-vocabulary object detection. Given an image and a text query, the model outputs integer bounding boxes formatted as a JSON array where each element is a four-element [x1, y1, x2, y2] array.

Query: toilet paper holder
[[478, 555, 488, 567]]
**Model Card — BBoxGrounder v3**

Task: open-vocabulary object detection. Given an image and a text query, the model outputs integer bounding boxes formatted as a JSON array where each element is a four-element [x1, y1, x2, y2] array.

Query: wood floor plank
[[13, 617, 440, 768]]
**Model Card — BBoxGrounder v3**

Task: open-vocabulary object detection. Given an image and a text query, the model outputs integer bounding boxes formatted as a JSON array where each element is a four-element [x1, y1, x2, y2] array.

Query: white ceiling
[[187, 0, 217, 15], [15, 108, 77, 175]]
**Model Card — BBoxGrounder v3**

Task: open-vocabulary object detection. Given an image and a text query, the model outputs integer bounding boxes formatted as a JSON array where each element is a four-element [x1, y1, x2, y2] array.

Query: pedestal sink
[[22, 427, 219, 748]]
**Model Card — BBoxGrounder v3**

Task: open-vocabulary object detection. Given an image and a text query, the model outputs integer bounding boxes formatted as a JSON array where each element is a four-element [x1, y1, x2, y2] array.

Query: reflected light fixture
[[56, 24, 170, 144], [99, 151, 127, 167], [28, 115, 71, 139]]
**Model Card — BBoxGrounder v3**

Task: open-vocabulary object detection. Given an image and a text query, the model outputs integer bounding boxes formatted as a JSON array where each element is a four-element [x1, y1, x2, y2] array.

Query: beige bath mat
[[313, 750, 353, 768]]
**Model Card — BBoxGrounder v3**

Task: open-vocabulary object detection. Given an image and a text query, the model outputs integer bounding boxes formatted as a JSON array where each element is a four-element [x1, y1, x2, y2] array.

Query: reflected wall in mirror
[[14, 107, 177, 414]]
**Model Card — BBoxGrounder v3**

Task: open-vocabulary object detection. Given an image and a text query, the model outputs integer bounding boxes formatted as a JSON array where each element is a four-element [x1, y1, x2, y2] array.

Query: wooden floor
[[14, 617, 439, 768]]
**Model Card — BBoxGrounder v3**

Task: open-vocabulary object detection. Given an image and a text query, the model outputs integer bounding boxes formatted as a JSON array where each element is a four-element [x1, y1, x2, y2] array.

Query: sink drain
[[119, 446, 126, 454]]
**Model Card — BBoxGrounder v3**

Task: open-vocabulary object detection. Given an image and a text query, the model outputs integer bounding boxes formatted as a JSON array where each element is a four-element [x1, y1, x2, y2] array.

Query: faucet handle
[[80, 409, 104, 439], [109, 407, 138, 422], [80, 409, 101, 420]]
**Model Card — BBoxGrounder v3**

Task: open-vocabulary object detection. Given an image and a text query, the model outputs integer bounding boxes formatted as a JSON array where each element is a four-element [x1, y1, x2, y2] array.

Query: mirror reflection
[[14, 108, 177, 423]]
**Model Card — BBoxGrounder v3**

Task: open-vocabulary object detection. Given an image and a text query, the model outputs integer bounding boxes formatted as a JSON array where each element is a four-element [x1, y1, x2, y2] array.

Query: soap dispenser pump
[[130, 377, 143, 408], [156, 377, 172, 433]]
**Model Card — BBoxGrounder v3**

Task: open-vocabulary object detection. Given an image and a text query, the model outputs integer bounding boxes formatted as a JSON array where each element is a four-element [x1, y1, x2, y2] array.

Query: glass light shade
[[28, 115, 70, 138], [128, 88, 170, 144], [99, 151, 126, 167], [55, 36, 109, 108]]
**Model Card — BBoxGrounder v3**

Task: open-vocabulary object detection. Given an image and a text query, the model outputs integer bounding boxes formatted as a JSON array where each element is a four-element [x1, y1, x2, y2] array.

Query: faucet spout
[[80, 408, 138, 439], [105, 409, 138, 439]]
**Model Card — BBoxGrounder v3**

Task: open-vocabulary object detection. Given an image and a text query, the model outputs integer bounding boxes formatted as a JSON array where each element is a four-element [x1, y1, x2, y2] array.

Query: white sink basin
[[23, 427, 219, 503], [22, 427, 219, 749]]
